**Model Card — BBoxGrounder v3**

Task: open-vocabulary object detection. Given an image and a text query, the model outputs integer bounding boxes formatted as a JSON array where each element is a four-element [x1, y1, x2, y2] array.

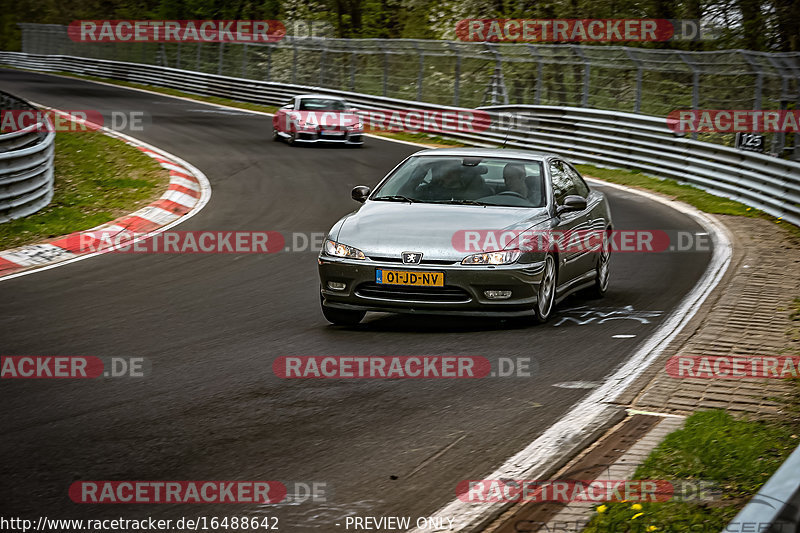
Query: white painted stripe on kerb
[[131, 206, 181, 226], [0, 244, 77, 266], [408, 182, 733, 533], [160, 189, 197, 208], [158, 161, 186, 173], [170, 176, 201, 191]]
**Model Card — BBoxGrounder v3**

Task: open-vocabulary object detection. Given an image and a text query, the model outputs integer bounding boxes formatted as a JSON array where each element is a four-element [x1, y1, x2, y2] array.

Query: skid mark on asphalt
[[553, 305, 663, 327]]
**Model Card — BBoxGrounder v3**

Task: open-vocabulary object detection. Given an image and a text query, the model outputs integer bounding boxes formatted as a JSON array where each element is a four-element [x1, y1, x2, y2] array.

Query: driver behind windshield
[[405, 162, 492, 201], [502, 164, 528, 197]]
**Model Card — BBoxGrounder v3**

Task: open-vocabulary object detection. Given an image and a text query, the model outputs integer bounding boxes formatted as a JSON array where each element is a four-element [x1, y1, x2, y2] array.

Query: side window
[[549, 160, 577, 204], [564, 164, 590, 198]]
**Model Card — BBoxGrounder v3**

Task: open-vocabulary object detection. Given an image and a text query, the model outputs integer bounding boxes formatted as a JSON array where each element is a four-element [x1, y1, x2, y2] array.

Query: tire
[[535, 253, 557, 323], [288, 131, 298, 146], [321, 295, 365, 326], [586, 229, 611, 299], [272, 128, 281, 142]]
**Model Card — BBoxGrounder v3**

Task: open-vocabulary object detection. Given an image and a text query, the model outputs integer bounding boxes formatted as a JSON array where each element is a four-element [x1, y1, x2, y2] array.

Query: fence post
[[266, 45, 272, 82], [350, 48, 357, 92], [383, 48, 389, 97], [412, 41, 424, 102], [624, 49, 643, 113], [195, 43, 202, 72], [739, 51, 763, 110], [292, 38, 298, 84], [526, 45, 543, 105], [176, 42, 181, 70], [572, 44, 591, 108], [765, 55, 791, 155], [446, 42, 461, 107], [241, 44, 248, 78], [218, 42, 224, 76], [679, 52, 700, 140], [319, 40, 327, 87]]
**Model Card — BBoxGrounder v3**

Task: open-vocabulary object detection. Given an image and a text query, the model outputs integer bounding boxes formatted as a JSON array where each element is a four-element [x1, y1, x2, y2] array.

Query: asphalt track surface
[[0, 70, 712, 530]]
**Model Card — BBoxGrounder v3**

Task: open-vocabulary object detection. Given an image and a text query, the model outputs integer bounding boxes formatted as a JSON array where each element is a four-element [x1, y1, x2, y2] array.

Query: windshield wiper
[[372, 195, 419, 203], [432, 199, 489, 206]]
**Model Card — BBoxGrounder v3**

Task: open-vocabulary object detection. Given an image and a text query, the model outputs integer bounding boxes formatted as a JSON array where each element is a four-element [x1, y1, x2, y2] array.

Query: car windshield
[[372, 156, 546, 208], [298, 98, 348, 111]]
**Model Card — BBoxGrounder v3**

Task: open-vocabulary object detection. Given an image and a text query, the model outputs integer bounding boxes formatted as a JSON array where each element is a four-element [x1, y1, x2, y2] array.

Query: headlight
[[461, 250, 521, 265], [348, 121, 363, 130], [324, 239, 366, 260]]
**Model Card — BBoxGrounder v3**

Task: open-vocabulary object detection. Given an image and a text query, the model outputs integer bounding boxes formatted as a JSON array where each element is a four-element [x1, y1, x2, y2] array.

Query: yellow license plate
[[376, 269, 444, 287]]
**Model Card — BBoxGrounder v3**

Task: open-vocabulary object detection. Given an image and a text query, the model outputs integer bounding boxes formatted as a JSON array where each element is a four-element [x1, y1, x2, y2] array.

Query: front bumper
[[318, 256, 547, 317], [294, 129, 364, 145]]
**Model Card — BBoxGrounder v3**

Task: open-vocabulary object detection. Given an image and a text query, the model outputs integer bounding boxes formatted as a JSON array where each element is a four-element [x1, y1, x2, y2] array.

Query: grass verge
[[0, 129, 168, 249], [584, 406, 800, 533], [585, 302, 800, 533]]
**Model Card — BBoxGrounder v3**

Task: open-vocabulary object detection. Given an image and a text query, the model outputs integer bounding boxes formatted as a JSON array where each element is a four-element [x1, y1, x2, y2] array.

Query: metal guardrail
[[3, 51, 797, 226], [725, 443, 800, 533], [0, 89, 55, 223]]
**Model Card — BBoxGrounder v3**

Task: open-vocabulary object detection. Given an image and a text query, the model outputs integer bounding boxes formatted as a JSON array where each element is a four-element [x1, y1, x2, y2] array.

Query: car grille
[[355, 283, 471, 303], [367, 256, 458, 265]]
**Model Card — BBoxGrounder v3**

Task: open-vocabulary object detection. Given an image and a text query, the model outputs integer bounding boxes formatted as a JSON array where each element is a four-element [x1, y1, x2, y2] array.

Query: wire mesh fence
[[15, 23, 800, 156]]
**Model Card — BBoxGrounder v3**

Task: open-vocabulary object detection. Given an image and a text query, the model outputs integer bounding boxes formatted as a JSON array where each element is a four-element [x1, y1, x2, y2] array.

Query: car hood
[[335, 201, 551, 261]]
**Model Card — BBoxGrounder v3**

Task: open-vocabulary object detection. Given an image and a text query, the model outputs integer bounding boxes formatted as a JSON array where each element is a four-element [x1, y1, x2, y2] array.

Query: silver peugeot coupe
[[318, 148, 612, 326]]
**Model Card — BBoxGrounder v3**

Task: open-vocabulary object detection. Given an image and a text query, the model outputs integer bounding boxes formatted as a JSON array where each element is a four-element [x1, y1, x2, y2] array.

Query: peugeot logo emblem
[[402, 251, 423, 264]]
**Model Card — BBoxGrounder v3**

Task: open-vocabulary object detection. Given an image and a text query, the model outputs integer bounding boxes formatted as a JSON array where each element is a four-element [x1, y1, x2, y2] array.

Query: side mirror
[[352, 185, 371, 203], [557, 195, 587, 215]]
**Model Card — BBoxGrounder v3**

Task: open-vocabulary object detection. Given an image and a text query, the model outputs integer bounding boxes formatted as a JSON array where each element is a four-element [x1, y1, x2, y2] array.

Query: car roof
[[294, 94, 347, 101], [408, 147, 560, 162]]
